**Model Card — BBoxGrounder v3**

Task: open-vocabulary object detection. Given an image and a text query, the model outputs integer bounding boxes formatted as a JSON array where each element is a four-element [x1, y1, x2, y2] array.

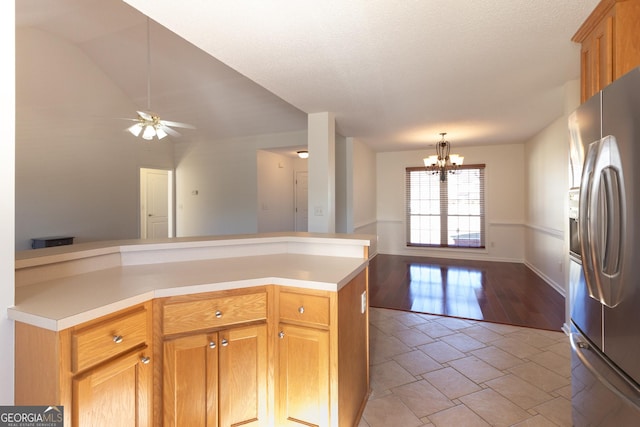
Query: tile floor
[[359, 307, 572, 427]]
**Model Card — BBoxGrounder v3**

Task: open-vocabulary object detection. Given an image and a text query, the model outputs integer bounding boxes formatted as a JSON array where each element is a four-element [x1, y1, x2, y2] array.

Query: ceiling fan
[[125, 18, 195, 141]]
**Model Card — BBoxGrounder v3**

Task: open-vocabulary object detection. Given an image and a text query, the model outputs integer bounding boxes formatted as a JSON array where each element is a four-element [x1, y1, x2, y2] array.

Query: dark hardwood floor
[[369, 254, 565, 331]]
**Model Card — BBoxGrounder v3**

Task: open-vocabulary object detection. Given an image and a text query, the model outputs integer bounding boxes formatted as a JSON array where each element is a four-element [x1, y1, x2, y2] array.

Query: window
[[406, 165, 486, 248]]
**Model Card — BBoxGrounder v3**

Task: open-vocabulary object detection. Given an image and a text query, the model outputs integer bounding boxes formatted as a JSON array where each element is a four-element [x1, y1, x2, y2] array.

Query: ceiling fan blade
[[137, 110, 154, 121], [159, 124, 182, 138], [160, 119, 196, 129]]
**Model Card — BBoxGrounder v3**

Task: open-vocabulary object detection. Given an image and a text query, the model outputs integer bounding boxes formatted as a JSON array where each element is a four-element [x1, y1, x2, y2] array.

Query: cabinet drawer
[[163, 292, 267, 335], [279, 292, 330, 326], [72, 307, 148, 373]]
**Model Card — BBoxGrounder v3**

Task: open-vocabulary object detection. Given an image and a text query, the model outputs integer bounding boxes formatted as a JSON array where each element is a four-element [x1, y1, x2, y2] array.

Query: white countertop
[[10, 233, 372, 331], [15, 232, 373, 268]]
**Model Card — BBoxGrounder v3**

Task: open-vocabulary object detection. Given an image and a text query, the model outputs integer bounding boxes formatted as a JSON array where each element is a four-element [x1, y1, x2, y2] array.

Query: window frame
[[405, 164, 486, 249]]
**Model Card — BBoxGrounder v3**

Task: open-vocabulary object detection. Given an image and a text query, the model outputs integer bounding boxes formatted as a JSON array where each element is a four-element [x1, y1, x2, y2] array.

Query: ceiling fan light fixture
[[128, 123, 143, 137], [142, 124, 156, 140], [155, 127, 168, 139], [125, 18, 194, 141]]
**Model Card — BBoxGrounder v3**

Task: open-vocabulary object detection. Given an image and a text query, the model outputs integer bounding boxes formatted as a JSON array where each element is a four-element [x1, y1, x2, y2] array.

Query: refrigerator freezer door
[[571, 325, 640, 426], [571, 90, 605, 353], [600, 67, 640, 386]]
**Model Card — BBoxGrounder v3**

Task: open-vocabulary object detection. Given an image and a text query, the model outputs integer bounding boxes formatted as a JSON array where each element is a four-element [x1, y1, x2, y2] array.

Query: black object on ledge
[[31, 236, 74, 249]]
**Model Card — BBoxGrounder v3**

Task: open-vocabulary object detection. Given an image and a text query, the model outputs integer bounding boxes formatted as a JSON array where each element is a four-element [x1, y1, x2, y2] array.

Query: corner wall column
[[308, 112, 335, 233]]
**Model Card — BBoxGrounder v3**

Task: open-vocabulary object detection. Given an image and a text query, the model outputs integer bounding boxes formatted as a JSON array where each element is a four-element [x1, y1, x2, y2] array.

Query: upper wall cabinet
[[572, 0, 640, 103]]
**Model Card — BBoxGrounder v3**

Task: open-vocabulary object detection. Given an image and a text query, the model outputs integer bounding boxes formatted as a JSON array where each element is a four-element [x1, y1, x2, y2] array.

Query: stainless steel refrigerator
[[568, 66, 640, 426]]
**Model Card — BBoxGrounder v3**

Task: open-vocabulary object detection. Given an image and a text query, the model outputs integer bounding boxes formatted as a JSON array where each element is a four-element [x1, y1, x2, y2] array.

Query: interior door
[[294, 171, 308, 232], [140, 168, 171, 239]]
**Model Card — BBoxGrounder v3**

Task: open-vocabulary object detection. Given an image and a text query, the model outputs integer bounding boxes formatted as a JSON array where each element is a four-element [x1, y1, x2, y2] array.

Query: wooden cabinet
[[73, 347, 152, 427], [277, 291, 331, 426], [276, 270, 369, 427], [277, 323, 330, 426], [163, 333, 218, 427], [573, 0, 640, 102], [15, 271, 369, 427], [161, 291, 267, 336], [15, 302, 153, 427], [160, 288, 269, 427]]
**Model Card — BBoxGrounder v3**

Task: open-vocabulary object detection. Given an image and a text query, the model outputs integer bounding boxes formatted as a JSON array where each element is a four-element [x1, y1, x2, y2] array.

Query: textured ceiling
[[17, 0, 600, 152]]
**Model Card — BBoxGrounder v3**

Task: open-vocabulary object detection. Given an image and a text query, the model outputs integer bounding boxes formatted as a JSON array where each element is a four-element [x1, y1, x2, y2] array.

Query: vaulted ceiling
[[17, 0, 600, 152]]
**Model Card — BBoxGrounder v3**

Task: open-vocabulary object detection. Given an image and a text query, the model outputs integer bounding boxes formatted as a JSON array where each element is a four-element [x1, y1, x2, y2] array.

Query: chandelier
[[423, 132, 464, 181]]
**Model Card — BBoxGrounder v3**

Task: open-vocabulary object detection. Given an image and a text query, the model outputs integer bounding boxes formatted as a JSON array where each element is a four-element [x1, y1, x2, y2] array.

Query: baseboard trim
[[524, 260, 565, 298]]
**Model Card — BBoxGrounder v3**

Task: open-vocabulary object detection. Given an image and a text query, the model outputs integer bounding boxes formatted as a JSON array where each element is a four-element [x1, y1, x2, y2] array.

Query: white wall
[[174, 130, 306, 237], [1, 0, 15, 404], [307, 113, 336, 233], [335, 134, 349, 233], [376, 143, 525, 262], [352, 138, 378, 256], [523, 117, 569, 294], [353, 138, 377, 235], [524, 80, 580, 327], [15, 27, 174, 250]]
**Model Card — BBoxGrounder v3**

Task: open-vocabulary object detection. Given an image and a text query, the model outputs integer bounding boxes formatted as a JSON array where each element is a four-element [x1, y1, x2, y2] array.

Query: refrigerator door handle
[[579, 140, 602, 302], [571, 331, 640, 408], [589, 135, 625, 308], [580, 136, 625, 307]]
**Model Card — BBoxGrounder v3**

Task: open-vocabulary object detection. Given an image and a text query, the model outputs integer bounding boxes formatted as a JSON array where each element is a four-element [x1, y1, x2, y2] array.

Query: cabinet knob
[[221, 339, 229, 347], [113, 335, 124, 344], [215, 310, 223, 318], [209, 341, 216, 349], [298, 306, 305, 314], [278, 331, 285, 339], [141, 356, 151, 364]]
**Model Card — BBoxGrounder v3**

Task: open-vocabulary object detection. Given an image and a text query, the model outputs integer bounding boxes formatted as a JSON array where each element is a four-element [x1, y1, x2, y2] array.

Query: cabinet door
[[73, 348, 152, 427], [277, 324, 330, 427], [164, 333, 219, 427], [218, 324, 268, 427], [580, 13, 614, 102]]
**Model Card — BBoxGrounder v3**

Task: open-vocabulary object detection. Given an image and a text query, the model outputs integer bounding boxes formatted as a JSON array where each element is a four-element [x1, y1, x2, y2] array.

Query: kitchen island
[[11, 232, 373, 427]]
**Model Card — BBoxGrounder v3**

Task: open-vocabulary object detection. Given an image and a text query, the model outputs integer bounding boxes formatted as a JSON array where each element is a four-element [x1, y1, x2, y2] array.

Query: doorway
[[140, 168, 174, 238], [295, 171, 308, 232]]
